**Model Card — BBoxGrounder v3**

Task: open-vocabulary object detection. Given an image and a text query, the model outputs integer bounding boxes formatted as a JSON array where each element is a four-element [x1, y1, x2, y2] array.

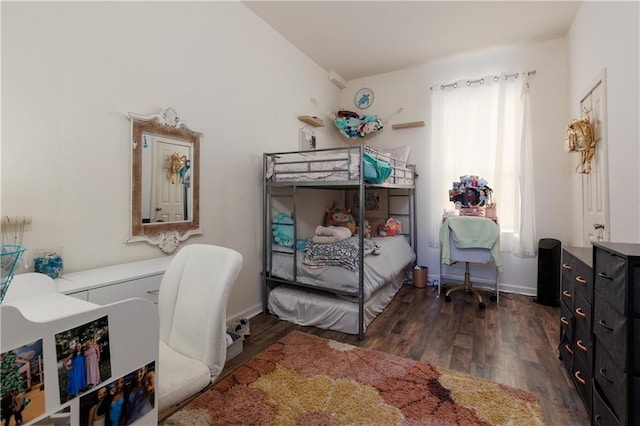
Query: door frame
[[580, 69, 609, 245]]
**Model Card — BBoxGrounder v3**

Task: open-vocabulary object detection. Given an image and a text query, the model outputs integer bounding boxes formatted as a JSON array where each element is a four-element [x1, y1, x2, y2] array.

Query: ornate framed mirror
[[126, 107, 201, 253]]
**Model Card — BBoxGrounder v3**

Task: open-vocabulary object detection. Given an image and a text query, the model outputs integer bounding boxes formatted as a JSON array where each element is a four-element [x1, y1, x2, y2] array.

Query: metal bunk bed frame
[[262, 144, 417, 340]]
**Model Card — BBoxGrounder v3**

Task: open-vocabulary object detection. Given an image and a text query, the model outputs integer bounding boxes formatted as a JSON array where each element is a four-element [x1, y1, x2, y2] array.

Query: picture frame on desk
[[55, 316, 111, 404]]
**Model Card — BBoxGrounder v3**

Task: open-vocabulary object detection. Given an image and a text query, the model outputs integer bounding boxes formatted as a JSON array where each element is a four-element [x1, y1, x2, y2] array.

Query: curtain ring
[[493, 76, 499, 82], [453, 82, 458, 88]]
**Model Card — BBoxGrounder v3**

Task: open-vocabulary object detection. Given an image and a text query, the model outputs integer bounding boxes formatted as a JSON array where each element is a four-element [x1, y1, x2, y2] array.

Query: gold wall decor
[[565, 109, 596, 174]]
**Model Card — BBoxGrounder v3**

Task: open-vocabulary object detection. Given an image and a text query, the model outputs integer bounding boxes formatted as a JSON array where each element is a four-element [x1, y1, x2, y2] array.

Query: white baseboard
[[227, 303, 263, 329], [439, 273, 536, 297]]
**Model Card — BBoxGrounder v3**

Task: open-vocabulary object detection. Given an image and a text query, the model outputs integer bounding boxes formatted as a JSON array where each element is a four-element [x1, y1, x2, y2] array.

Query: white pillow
[[382, 145, 411, 164]]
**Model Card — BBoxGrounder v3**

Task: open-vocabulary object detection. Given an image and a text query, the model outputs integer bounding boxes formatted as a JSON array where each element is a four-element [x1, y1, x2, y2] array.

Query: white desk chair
[[439, 216, 500, 309], [157, 244, 242, 412]]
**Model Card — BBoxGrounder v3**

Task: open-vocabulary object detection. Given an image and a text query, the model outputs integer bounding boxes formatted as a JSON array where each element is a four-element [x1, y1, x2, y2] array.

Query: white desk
[[1, 273, 158, 425], [56, 256, 172, 304]]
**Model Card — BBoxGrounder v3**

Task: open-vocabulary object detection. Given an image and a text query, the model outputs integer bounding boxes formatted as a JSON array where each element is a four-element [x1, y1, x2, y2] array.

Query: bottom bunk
[[266, 235, 416, 336], [267, 272, 406, 335]]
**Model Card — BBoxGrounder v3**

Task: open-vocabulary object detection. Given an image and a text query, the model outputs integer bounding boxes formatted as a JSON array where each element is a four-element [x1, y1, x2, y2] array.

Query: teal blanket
[[440, 216, 503, 272], [363, 153, 391, 184]]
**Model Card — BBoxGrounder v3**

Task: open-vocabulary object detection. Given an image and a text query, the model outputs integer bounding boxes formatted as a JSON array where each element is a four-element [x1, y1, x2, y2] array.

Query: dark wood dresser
[[591, 242, 640, 426], [560, 245, 594, 411]]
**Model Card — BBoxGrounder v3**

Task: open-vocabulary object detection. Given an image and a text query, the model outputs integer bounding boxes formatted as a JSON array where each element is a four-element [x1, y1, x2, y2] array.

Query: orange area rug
[[163, 331, 545, 425]]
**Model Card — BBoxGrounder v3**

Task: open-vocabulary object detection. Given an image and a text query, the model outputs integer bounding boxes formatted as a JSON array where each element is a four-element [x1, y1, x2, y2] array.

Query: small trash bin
[[412, 266, 427, 288]]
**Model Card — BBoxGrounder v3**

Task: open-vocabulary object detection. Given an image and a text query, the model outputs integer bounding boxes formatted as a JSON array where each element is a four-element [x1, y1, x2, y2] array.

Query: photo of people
[[1, 339, 46, 426], [55, 316, 111, 403], [79, 361, 155, 426]]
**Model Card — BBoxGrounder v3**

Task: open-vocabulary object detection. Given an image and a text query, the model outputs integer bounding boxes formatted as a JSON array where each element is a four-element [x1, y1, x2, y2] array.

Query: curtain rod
[[430, 70, 536, 91]]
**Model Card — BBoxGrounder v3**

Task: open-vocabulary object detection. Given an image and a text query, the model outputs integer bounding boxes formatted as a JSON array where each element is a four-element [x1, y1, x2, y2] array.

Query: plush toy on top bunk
[[334, 110, 384, 139]]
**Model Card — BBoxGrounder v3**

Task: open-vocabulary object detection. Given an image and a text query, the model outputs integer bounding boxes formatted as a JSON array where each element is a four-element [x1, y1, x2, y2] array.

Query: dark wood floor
[[164, 284, 591, 425]]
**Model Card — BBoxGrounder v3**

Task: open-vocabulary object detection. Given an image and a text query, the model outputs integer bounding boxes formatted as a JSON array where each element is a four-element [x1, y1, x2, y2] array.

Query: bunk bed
[[262, 144, 417, 340]]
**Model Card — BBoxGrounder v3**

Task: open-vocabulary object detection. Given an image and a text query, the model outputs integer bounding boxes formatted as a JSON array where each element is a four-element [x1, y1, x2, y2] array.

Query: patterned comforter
[[303, 237, 381, 271]]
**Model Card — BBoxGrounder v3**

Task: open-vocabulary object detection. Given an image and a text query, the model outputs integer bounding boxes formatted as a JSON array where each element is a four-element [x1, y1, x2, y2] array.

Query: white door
[[581, 71, 609, 244], [150, 139, 190, 222]]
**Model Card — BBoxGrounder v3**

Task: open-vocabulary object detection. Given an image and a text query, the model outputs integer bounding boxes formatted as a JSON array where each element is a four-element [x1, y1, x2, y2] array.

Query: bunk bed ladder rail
[[357, 144, 366, 340]]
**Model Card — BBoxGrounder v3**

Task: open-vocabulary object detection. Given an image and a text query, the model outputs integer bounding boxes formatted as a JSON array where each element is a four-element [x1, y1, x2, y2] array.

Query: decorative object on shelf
[[449, 176, 495, 211], [564, 109, 596, 174], [298, 126, 316, 151], [0, 244, 27, 303], [354, 88, 374, 109], [33, 249, 64, 279]]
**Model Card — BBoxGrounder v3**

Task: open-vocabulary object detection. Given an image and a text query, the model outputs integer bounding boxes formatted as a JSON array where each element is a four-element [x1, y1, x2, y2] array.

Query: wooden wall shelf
[[298, 115, 324, 127], [391, 121, 425, 130]]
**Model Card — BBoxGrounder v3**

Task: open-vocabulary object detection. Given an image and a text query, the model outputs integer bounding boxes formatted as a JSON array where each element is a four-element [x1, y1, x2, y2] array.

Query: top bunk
[[264, 144, 416, 189]]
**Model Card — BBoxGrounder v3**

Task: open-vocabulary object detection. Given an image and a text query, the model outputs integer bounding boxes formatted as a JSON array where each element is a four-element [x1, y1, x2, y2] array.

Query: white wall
[[341, 39, 570, 295], [3, 2, 637, 321], [567, 1, 640, 245], [1, 2, 343, 320]]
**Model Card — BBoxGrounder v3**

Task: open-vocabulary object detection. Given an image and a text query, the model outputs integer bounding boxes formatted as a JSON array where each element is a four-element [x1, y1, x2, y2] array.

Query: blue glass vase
[[34, 254, 63, 279]]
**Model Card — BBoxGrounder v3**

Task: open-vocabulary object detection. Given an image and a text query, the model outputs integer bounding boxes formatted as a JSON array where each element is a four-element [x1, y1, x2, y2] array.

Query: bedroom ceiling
[[243, 1, 581, 81]]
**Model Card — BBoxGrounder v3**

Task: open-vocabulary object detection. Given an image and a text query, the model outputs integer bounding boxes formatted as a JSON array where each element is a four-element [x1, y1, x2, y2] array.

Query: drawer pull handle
[[562, 263, 572, 271], [575, 276, 587, 285], [599, 368, 614, 383], [560, 317, 569, 326], [574, 370, 586, 385], [565, 344, 573, 355], [562, 290, 572, 299], [594, 415, 603, 426], [576, 340, 588, 352], [146, 290, 160, 295], [575, 307, 586, 318], [598, 272, 613, 280], [598, 319, 614, 332]]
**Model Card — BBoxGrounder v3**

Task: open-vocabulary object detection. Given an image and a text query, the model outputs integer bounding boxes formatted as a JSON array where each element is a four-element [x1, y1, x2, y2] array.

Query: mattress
[[269, 235, 415, 300], [267, 272, 406, 335], [265, 149, 414, 186]]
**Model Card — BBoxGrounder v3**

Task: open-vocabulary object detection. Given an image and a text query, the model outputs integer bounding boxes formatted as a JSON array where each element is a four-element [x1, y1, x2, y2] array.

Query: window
[[428, 73, 536, 257]]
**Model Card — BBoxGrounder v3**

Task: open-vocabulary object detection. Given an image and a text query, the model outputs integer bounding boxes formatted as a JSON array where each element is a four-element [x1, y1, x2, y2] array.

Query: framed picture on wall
[[354, 88, 374, 109]]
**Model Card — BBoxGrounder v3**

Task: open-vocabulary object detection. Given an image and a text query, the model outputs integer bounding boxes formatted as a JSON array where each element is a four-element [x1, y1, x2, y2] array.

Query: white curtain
[[427, 73, 536, 257]]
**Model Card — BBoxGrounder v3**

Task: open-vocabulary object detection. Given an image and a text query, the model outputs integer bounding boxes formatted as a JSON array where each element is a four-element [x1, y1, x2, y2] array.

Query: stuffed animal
[[380, 217, 402, 237], [356, 220, 372, 238], [272, 212, 294, 247], [325, 208, 356, 234]]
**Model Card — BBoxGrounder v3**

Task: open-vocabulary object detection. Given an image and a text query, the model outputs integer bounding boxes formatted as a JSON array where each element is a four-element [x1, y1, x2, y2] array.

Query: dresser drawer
[[560, 299, 574, 342], [87, 275, 161, 305], [574, 322, 593, 373], [561, 252, 575, 296], [595, 248, 627, 313], [573, 257, 592, 300], [593, 381, 622, 426], [558, 331, 573, 372], [594, 296, 627, 368], [574, 290, 592, 335], [594, 343, 627, 423], [572, 354, 592, 410]]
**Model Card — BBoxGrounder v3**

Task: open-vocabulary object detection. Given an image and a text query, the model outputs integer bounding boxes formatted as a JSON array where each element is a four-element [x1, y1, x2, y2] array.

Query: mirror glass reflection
[[140, 134, 193, 224]]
